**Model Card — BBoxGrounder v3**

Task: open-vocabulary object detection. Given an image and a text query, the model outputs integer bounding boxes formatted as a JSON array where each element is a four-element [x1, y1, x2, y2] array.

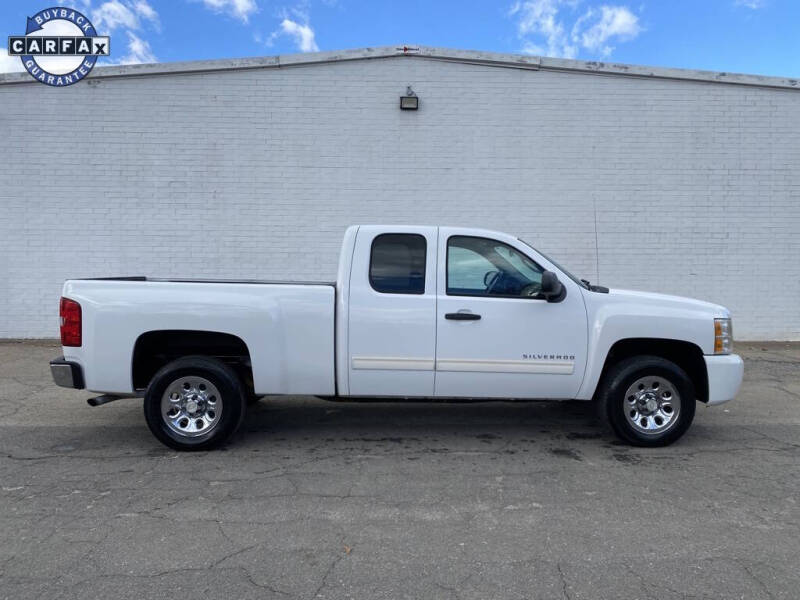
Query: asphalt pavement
[[1, 340, 798, 599]]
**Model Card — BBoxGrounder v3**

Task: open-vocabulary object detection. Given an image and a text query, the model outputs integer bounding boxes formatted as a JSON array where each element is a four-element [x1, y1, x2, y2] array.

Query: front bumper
[[50, 357, 84, 389], [704, 354, 743, 405]]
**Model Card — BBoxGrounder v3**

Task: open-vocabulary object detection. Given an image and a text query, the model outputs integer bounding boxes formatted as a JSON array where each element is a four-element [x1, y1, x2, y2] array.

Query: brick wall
[[1, 56, 798, 339]]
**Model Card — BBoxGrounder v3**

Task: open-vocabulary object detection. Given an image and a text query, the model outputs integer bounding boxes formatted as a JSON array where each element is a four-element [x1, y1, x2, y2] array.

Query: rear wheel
[[598, 355, 696, 447], [144, 356, 246, 451]]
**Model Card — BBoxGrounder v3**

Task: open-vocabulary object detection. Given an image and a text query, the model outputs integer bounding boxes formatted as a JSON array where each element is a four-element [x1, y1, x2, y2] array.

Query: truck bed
[[61, 277, 336, 395]]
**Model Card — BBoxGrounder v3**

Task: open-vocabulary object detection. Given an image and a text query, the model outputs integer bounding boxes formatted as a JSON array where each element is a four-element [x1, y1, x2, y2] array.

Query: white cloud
[[735, 0, 766, 7], [92, 0, 159, 32], [92, 1, 138, 30], [132, 0, 158, 21], [277, 18, 319, 52], [60, 0, 92, 11], [510, 0, 641, 59], [521, 41, 545, 55], [89, 1, 160, 65], [510, 0, 578, 59], [575, 5, 641, 56], [200, 0, 258, 23], [118, 31, 157, 64], [0, 50, 25, 74]]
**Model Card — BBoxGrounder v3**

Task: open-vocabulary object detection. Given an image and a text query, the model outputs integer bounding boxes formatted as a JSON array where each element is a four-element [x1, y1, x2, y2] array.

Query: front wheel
[[143, 356, 247, 451], [598, 355, 696, 447]]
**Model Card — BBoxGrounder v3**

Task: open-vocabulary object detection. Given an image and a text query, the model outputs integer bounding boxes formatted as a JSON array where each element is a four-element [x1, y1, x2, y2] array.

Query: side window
[[447, 236, 543, 297], [447, 246, 495, 291], [369, 234, 426, 294]]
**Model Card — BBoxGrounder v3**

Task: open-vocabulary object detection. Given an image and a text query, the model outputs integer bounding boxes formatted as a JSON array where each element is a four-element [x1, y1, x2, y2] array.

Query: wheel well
[[598, 338, 708, 403], [132, 330, 253, 392]]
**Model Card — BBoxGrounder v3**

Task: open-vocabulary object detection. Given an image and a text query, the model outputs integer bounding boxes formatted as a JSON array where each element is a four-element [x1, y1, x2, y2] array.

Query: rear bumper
[[50, 357, 85, 389], [704, 354, 743, 405]]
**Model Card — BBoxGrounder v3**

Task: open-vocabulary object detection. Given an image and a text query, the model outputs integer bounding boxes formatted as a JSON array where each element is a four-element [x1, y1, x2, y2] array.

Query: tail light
[[60, 297, 82, 347]]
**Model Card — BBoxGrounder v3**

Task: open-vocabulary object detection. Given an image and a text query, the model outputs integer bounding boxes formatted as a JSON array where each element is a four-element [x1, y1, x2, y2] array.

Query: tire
[[598, 355, 696, 447], [143, 356, 247, 451]]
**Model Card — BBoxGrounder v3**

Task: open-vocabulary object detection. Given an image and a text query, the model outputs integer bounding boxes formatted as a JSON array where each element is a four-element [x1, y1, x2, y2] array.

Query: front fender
[[576, 292, 718, 400]]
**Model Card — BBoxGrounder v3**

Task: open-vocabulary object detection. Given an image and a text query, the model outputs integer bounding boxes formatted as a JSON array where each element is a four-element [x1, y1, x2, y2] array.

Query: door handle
[[445, 312, 481, 321]]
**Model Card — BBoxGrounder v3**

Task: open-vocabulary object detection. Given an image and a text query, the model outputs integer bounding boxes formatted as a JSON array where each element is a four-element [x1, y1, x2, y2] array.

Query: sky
[[1, 0, 799, 78]]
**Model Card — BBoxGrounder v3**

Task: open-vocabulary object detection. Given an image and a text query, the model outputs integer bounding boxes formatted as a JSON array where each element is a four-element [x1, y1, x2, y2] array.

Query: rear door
[[347, 226, 438, 397]]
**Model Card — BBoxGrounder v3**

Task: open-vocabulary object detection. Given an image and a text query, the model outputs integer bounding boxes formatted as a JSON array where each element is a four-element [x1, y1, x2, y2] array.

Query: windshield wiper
[[580, 278, 610, 294]]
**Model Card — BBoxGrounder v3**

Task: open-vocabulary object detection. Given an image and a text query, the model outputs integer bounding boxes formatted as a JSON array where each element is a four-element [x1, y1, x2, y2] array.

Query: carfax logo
[[7, 7, 110, 87]]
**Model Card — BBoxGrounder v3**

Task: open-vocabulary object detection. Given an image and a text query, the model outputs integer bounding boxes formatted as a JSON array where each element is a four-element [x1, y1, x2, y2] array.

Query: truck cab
[[339, 225, 589, 400]]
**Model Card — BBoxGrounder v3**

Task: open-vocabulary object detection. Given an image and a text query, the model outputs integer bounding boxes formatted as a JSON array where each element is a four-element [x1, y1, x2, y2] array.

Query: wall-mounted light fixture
[[400, 86, 419, 110]]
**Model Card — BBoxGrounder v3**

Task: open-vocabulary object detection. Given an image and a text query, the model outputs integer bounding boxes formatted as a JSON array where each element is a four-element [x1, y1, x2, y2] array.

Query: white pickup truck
[[50, 225, 743, 450]]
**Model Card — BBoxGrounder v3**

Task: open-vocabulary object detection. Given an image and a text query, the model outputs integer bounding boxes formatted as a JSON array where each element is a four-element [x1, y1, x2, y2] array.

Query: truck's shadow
[[242, 397, 607, 444], [31, 396, 681, 458]]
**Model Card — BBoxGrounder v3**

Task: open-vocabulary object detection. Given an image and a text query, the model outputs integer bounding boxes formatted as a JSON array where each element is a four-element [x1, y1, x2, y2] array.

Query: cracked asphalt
[[1, 341, 798, 599]]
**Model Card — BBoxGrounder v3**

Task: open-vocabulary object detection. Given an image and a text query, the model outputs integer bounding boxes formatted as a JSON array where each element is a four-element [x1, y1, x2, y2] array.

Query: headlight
[[714, 318, 733, 354]]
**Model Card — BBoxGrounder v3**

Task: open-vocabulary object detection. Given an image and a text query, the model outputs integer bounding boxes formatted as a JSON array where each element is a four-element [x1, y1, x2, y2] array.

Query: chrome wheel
[[623, 375, 681, 436], [160, 376, 222, 438]]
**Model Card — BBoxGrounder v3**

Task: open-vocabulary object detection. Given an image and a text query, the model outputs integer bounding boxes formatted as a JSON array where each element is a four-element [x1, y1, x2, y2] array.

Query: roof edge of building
[[1, 45, 798, 90]]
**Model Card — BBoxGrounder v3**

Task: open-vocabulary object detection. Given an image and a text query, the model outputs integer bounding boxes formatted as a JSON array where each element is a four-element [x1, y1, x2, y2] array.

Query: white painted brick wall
[[1, 56, 798, 339]]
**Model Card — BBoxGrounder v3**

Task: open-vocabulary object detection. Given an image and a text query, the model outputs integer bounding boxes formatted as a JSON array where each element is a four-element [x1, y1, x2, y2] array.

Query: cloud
[[89, 1, 160, 65], [511, 0, 578, 58], [117, 31, 157, 64], [199, 0, 259, 23], [735, 0, 766, 7], [263, 2, 320, 53], [60, 0, 92, 11], [92, 0, 159, 32], [521, 41, 546, 55], [0, 50, 25, 74], [575, 5, 641, 56], [511, 0, 641, 59], [132, 0, 158, 21], [277, 18, 319, 52]]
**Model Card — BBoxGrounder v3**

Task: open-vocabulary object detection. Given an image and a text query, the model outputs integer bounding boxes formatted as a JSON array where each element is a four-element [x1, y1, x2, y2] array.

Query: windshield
[[518, 238, 589, 290]]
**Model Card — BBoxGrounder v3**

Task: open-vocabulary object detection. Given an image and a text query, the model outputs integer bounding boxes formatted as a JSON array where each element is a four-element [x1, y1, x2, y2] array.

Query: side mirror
[[540, 271, 565, 302]]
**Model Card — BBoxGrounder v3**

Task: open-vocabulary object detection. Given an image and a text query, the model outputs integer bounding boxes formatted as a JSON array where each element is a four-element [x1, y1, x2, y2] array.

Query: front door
[[435, 229, 588, 399], [347, 226, 438, 397]]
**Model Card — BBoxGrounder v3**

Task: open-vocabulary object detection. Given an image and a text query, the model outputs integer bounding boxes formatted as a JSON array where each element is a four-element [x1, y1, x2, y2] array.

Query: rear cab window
[[369, 233, 427, 294]]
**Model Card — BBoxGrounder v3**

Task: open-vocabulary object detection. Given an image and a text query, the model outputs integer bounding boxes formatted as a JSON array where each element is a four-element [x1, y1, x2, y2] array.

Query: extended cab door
[[347, 226, 438, 397], [435, 228, 588, 399]]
